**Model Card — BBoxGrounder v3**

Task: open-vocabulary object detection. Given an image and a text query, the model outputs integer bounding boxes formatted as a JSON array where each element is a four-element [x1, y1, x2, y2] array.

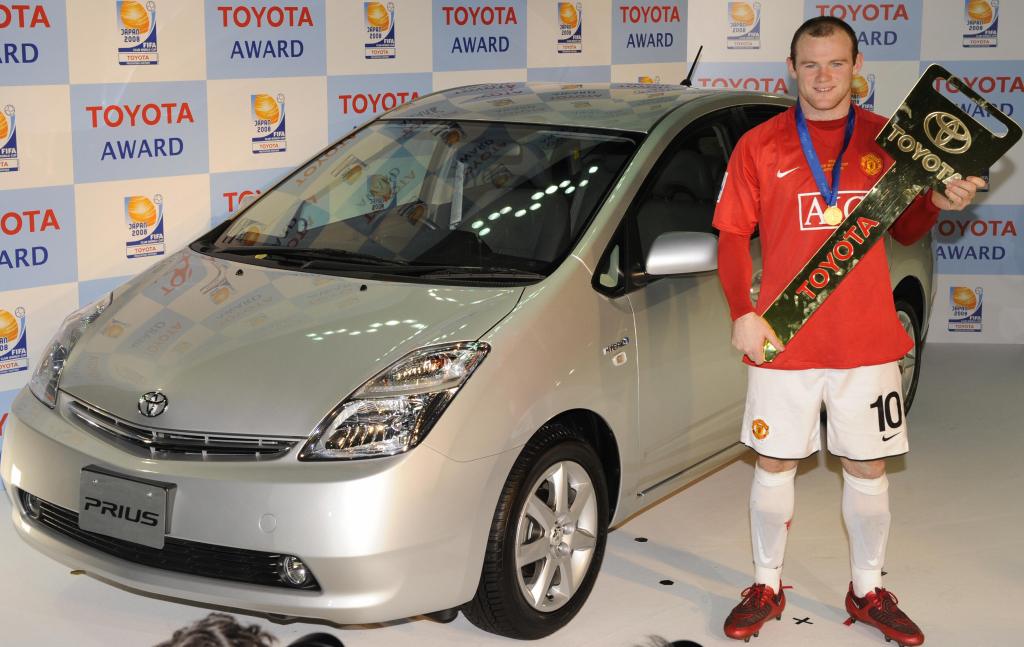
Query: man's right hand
[[731, 312, 785, 365]]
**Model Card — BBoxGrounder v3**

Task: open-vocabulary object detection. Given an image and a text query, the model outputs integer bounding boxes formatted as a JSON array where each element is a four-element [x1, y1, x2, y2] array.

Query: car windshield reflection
[[213, 120, 637, 277]]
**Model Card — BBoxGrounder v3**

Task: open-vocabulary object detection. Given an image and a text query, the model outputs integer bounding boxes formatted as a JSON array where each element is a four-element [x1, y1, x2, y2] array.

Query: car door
[[620, 109, 748, 490]]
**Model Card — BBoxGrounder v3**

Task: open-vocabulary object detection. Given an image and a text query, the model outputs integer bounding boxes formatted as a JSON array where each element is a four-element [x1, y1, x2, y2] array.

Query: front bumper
[[0, 389, 516, 623]]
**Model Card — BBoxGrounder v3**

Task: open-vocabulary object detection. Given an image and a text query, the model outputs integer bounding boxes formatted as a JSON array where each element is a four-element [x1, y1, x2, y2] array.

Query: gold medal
[[824, 205, 843, 226]]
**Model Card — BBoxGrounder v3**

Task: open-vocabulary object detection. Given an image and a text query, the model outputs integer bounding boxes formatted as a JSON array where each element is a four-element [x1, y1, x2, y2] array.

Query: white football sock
[[750, 465, 797, 592], [842, 470, 891, 598]]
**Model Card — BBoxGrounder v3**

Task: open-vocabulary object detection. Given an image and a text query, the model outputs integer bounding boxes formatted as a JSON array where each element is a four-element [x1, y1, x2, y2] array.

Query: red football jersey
[[713, 105, 939, 369]]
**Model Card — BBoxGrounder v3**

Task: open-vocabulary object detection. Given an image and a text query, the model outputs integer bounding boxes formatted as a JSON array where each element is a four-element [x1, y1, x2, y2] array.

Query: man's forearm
[[717, 231, 755, 320]]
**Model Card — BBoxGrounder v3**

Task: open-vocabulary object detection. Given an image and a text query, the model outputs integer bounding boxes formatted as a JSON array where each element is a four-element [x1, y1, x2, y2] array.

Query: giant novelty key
[[762, 65, 1021, 362]]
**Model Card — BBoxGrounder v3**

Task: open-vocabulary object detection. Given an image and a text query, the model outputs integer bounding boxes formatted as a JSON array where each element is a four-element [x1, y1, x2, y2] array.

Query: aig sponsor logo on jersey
[[251, 93, 286, 154], [797, 189, 867, 231], [364, 2, 396, 59], [0, 105, 19, 173], [808, 1, 921, 60], [116, 0, 159, 65], [125, 194, 165, 259], [0, 307, 28, 376], [727, 2, 760, 50], [948, 286, 983, 332], [851, 73, 875, 111], [557, 2, 582, 54], [963, 0, 997, 48]]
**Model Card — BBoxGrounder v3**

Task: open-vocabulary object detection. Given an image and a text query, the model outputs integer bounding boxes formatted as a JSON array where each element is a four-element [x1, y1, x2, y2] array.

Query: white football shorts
[[740, 362, 909, 460]]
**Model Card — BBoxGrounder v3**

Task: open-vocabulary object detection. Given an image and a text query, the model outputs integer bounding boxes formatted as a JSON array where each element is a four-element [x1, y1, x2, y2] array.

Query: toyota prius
[[1, 83, 933, 639]]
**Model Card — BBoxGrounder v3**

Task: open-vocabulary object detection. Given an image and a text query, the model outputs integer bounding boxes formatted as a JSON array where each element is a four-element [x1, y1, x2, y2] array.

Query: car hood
[[59, 249, 523, 437]]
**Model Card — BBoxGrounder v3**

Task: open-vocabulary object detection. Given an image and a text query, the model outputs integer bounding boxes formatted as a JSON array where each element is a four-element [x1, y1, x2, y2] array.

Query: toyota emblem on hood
[[138, 391, 169, 417]]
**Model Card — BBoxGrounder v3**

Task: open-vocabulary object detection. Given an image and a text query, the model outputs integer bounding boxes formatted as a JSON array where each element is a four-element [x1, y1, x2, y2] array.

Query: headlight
[[299, 342, 490, 460], [28, 293, 112, 408]]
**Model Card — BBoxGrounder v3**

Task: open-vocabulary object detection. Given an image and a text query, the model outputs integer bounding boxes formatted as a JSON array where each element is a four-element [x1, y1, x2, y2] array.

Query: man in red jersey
[[713, 16, 984, 646]]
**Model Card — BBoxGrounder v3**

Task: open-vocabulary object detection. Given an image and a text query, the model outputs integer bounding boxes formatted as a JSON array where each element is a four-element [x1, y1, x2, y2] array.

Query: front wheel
[[895, 299, 923, 413], [463, 425, 609, 639]]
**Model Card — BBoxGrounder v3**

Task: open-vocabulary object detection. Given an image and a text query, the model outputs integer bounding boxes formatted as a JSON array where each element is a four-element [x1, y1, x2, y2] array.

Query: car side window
[[631, 113, 732, 264], [737, 104, 788, 133]]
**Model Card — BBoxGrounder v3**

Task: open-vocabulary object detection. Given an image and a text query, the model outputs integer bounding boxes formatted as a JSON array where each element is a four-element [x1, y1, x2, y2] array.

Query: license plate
[[79, 469, 168, 549]]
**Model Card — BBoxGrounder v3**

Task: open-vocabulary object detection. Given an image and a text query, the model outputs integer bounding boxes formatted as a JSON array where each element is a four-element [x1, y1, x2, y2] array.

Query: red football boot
[[723, 583, 786, 642], [844, 583, 925, 646]]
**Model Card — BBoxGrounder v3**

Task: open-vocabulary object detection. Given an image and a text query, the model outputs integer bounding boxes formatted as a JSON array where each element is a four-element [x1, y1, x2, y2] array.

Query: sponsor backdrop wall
[[1, 1, 1021, 456]]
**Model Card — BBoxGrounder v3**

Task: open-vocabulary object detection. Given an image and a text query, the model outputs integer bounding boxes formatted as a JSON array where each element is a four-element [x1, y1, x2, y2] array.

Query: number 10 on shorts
[[870, 390, 903, 440]]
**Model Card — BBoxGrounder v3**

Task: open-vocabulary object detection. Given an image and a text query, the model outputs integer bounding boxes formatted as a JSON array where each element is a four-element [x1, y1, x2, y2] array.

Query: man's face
[[787, 31, 863, 120]]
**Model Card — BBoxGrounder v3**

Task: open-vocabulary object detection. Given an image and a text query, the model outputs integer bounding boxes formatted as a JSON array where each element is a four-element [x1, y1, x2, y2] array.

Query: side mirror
[[645, 231, 718, 276]]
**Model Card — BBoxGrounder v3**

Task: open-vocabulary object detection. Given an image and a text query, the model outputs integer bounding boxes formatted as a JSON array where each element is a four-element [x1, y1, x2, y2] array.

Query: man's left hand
[[931, 175, 986, 211]]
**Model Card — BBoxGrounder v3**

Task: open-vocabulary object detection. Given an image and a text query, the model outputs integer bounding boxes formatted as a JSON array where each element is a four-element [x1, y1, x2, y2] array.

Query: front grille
[[63, 398, 299, 461], [26, 494, 320, 591]]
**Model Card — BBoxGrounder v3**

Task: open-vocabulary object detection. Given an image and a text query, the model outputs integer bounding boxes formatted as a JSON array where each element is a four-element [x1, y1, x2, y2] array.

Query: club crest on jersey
[[861, 153, 883, 176], [751, 418, 770, 440], [797, 190, 868, 230]]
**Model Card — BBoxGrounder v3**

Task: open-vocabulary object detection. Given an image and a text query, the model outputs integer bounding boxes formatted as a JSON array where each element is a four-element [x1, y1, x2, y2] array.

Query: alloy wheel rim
[[514, 460, 598, 612], [897, 309, 917, 401]]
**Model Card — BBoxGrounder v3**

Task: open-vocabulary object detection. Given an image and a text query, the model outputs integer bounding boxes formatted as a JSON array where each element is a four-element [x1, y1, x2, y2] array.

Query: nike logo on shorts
[[882, 432, 902, 442], [776, 167, 799, 178]]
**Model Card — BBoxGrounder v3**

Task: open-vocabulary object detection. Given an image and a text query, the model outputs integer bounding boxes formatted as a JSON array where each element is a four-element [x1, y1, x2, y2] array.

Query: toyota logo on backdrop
[[924, 111, 972, 154], [138, 391, 169, 417]]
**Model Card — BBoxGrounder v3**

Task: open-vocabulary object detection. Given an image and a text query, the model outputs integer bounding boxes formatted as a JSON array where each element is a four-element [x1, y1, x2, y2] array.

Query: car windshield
[[213, 120, 637, 276]]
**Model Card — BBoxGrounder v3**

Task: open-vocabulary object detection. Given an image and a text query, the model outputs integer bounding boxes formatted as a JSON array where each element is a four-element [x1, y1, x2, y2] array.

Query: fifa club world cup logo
[[0, 105, 19, 173], [948, 286, 983, 332], [851, 74, 876, 112], [365, 2, 396, 59], [125, 194, 166, 258], [557, 3, 582, 54], [0, 307, 29, 376], [727, 2, 760, 49], [964, 0, 998, 48], [117, 0, 159, 65], [251, 94, 287, 154]]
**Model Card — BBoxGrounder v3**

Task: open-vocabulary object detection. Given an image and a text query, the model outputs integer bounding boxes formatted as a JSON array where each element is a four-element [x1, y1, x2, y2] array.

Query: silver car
[[1, 83, 932, 639]]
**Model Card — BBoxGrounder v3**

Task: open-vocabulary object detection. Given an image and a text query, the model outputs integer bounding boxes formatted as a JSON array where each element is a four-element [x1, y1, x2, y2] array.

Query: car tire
[[462, 424, 609, 639], [895, 299, 923, 413]]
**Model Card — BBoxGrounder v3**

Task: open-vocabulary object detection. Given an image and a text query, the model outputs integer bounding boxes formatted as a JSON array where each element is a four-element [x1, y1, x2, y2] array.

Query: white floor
[[1, 344, 1021, 647]]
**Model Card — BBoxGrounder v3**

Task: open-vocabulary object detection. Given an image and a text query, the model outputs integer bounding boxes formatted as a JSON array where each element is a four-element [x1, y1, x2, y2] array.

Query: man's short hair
[[789, 16, 859, 63]]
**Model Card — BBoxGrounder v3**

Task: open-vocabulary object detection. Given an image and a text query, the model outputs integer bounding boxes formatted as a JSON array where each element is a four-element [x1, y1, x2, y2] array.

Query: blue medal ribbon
[[794, 103, 856, 209]]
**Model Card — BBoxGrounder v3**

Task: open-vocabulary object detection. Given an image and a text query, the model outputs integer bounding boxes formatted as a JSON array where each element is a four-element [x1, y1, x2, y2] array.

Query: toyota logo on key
[[138, 391, 169, 417], [924, 111, 972, 154]]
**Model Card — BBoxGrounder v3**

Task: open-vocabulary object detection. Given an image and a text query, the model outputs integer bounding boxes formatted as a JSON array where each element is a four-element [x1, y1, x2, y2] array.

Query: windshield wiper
[[413, 265, 546, 280], [215, 246, 409, 267]]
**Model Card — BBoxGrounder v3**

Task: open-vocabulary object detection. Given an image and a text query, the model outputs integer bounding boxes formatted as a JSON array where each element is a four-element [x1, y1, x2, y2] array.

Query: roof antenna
[[681, 45, 703, 87]]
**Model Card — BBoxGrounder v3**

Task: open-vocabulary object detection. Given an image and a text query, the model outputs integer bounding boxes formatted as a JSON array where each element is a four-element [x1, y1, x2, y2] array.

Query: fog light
[[279, 555, 310, 587], [19, 490, 41, 520]]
